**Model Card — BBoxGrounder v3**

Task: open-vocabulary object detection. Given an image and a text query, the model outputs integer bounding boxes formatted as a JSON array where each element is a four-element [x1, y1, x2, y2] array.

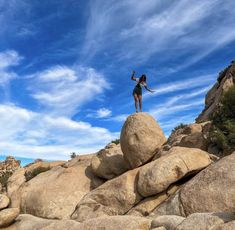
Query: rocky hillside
[[0, 62, 235, 230]]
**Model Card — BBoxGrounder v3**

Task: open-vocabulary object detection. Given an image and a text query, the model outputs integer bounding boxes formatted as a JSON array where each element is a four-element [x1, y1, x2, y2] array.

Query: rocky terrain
[[0, 62, 234, 229]]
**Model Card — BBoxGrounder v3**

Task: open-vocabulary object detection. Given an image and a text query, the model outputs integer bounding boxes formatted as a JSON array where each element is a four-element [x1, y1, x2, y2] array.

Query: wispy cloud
[[87, 107, 112, 118], [28, 65, 110, 116], [0, 103, 118, 160], [144, 74, 214, 98], [83, 0, 235, 67], [0, 50, 22, 87]]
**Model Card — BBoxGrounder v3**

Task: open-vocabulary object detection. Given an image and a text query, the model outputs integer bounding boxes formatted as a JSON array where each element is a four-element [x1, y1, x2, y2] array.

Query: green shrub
[[210, 85, 235, 155], [70, 152, 77, 159], [0, 171, 12, 190], [25, 166, 50, 182], [172, 123, 187, 132], [111, 139, 120, 145]]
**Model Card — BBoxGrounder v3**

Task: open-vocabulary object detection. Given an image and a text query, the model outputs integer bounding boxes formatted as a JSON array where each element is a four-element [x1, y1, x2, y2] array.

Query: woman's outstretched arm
[[144, 85, 155, 93], [131, 70, 137, 81]]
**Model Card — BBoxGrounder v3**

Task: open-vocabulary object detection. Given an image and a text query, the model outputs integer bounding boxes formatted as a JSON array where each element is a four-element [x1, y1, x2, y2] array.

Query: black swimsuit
[[133, 84, 142, 96]]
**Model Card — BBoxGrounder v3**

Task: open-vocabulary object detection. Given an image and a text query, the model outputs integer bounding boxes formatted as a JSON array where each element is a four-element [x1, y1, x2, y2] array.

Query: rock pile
[[0, 194, 19, 228], [2, 62, 235, 229]]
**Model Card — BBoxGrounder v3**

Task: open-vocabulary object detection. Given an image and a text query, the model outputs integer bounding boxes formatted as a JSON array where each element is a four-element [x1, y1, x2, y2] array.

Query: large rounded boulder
[[120, 113, 166, 168], [91, 143, 129, 179], [138, 147, 212, 197]]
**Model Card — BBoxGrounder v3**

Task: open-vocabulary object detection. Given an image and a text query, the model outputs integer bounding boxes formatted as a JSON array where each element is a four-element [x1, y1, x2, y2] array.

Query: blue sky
[[0, 0, 235, 160]]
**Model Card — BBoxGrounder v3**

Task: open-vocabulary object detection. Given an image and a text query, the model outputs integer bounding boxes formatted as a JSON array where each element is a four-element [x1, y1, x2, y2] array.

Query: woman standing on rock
[[131, 70, 155, 113]]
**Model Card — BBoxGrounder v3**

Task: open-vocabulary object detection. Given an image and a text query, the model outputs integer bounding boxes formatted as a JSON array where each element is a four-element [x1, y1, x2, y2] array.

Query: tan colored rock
[[180, 152, 235, 215], [20, 155, 104, 219], [176, 212, 235, 230], [78, 215, 151, 230], [71, 168, 142, 222], [0, 194, 10, 210], [152, 191, 186, 216], [7, 168, 26, 209], [0, 208, 19, 228], [178, 132, 208, 150], [152, 227, 166, 230], [91, 143, 129, 179], [24, 161, 66, 180], [154, 122, 210, 160], [128, 185, 179, 217], [151, 215, 185, 230], [196, 62, 235, 122], [212, 221, 235, 230], [7, 214, 151, 230], [138, 147, 212, 197], [6, 214, 82, 230], [120, 113, 166, 168]]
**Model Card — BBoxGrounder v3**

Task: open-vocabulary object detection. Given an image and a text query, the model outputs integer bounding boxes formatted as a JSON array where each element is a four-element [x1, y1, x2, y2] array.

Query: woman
[[131, 70, 155, 113]]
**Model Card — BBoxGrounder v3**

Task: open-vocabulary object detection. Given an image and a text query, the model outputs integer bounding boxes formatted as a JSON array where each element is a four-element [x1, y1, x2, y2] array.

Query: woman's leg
[[133, 94, 139, 112], [138, 95, 142, 112]]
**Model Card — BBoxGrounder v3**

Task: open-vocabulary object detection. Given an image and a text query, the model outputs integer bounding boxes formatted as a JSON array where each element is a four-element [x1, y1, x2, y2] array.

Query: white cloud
[[28, 65, 110, 116], [87, 108, 112, 118], [145, 74, 214, 98], [83, 0, 235, 66], [0, 50, 22, 86], [0, 103, 118, 160]]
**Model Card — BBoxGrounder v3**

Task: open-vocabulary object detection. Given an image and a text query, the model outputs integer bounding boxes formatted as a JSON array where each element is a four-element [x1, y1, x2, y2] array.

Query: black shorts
[[133, 86, 142, 96]]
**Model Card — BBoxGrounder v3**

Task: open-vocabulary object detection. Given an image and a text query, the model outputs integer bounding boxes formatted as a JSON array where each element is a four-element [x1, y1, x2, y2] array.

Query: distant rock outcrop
[[0, 156, 21, 192], [196, 61, 235, 123]]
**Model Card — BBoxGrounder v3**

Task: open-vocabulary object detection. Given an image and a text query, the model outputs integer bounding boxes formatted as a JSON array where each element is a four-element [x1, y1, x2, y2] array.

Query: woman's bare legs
[[138, 95, 142, 112], [133, 94, 139, 112]]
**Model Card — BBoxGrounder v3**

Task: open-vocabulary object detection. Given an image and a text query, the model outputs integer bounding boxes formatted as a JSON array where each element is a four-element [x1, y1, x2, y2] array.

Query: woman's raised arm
[[131, 70, 137, 81]]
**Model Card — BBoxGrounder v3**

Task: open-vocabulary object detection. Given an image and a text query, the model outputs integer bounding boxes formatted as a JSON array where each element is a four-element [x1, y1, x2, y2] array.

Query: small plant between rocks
[[0, 171, 13, 192], [210, 85, 235, 156], [25, 166, 50, 182], [111, 139, 120, 145], [172, 123, 187, 132]]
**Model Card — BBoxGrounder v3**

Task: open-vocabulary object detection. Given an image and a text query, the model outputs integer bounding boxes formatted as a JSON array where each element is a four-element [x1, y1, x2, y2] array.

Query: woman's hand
[[132, 70, 136, 75]]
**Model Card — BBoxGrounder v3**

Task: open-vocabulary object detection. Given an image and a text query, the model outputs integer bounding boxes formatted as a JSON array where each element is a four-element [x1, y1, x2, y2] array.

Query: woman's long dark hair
[[138, 74, 147, 85]]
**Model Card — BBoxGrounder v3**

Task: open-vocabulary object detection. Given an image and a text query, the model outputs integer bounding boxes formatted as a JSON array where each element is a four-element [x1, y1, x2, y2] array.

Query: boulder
[[19, 155, 104, 219], [7, 214, 151, 230], [196, 62, 235, 122], [71, 168, 142, 222], [180, 152, 235, 215], [6, 214, 82, 230], [151, 215, 185, 230], [24, 161, 66, 181], [154, 122, 210, 160], [152, 227, 166, 230], [120, 113, 166, 168], [138, 147, 212, 197], [178, 122, 211, 151], [7, 168, 26, 208], [152, 191, 185, 216], [91, 143, 129, 179], [0, 194, 10, 210], [176, 212, 235, 230], [128, 185, 179, 217], [212, 221, 235, 230], [78, 215, 151, 230], [0, 208, 19, 228]]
